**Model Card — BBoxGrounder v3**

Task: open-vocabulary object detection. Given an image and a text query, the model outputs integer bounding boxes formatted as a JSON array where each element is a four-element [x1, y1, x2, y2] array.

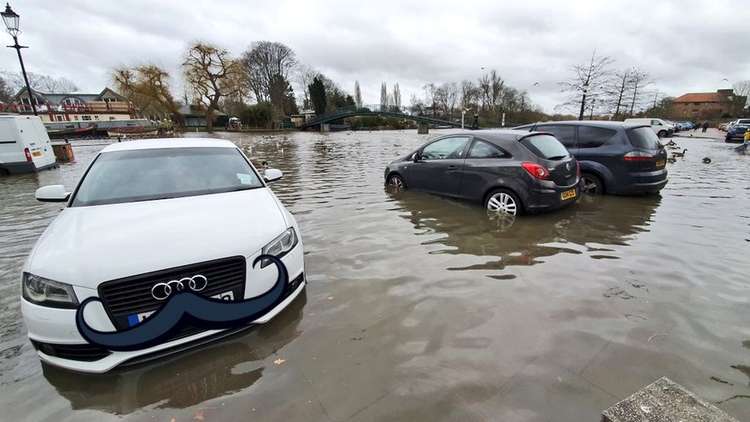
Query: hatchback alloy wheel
[[387, 175, 405, 190], [486, 192, 518, 215]]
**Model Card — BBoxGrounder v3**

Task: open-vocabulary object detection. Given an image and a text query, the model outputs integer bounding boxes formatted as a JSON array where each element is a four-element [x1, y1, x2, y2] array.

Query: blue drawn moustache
[[75, 255, 289, 352]]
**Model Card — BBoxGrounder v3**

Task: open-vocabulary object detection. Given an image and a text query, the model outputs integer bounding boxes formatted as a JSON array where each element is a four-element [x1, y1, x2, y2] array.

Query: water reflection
[[387, 190, 660, 269], [42, 292, 305, 415]]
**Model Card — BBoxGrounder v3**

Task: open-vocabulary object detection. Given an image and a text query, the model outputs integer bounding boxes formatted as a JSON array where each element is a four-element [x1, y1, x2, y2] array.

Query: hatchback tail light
[[623, 151, 655, 161], [24, 147, 32, 162], [522, 162, 550, 180]]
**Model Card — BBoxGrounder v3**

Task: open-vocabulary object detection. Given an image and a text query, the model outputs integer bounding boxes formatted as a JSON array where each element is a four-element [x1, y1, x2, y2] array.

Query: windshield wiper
[[547, 155, 567, 160]]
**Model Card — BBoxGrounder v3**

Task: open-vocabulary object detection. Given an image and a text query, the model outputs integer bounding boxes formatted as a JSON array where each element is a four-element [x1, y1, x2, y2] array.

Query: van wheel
[[485, 189, 522, 216], [657, 130, 667, 138], [581, 173, 604, 195]]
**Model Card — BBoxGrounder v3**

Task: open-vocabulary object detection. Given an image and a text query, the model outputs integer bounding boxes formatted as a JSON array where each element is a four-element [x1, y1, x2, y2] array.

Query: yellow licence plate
[[656, 159, 665, 168], [561, 189, 577, 200], [31, 151, 42, 157]]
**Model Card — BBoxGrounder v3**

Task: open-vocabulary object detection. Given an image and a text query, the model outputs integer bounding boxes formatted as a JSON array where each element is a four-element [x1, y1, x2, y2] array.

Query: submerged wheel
[[387, 174, 406, 190], [657, 130, 667, 138], [580, 173, 604, 195], [485, 189, 521, 216]]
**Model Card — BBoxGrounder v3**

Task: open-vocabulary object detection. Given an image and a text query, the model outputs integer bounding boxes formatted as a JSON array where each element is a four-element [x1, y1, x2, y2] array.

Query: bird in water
[[667, 157, 676, 164], [702, 157, 711, 164], [671, 149, 687, 158], [665, 140, 677, 147]]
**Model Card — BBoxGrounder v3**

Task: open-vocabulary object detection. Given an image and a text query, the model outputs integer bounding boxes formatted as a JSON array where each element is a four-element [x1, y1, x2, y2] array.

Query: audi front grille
[[98, 256, 246, 331]]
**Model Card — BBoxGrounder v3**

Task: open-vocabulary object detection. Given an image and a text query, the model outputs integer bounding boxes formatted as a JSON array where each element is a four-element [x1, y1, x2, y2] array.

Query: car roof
[[534, 120, 643, 129], [472, 129, 543, 142], [100, 138, 236, 153]]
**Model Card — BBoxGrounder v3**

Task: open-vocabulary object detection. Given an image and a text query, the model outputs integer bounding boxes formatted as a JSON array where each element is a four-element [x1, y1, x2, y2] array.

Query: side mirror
[[413, 152, 421, 162], [263, 168, 283, 183], [35, 185, 70, 203]]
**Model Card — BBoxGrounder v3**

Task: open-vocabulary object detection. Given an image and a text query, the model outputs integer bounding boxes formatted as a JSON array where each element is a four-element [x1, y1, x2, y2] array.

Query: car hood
[[26, 188, 288, 288]]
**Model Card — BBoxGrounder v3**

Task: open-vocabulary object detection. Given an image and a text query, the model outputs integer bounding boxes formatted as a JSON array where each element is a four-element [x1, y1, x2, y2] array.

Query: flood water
[[1, 130, 749, 421]]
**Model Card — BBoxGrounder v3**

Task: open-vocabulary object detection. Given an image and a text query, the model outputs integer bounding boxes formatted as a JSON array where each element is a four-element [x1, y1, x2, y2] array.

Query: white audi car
[[21, 138, 305, 373]]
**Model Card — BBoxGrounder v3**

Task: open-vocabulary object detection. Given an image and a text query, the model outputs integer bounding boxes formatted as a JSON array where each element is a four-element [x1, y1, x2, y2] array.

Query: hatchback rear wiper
[[547, 155, 567, 160]]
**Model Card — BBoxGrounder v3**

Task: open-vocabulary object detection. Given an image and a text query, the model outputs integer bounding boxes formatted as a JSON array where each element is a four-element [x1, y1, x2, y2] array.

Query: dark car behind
[[514, 121, 668, 195], [384, 130, 580, 215], [725, 124, 749, 143]]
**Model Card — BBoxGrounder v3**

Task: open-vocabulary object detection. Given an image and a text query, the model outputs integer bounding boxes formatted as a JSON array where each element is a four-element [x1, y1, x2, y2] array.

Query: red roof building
[[671, 89, 746, 119]]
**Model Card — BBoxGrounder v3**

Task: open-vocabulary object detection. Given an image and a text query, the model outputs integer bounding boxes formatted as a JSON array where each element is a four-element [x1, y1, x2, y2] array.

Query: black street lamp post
[[1, 3, 36, 115]]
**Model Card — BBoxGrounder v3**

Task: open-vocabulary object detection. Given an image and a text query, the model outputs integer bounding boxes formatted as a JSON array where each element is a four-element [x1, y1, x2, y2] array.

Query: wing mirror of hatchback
[[263, 168, 283, 183], [35, 185, 70, 203], [413, 152, 422, 162]]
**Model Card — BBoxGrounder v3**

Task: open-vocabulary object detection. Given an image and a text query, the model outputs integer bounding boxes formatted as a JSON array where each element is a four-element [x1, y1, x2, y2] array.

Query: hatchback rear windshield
[[519, 134, 569, 160], [627, 127, 661, 150], [72, 147, 262, 206]]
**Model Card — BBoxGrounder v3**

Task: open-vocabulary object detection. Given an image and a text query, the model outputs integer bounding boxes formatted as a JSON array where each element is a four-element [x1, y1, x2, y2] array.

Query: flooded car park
[[1, 130, 749, 421]]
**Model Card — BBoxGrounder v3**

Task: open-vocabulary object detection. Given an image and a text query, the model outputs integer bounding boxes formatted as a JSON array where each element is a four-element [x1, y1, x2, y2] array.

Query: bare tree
[[460, 80, 479, 110], [559, 50, 614, 120], [2, 71, 78, 93], [606, 69, 630, 117], [380, 82, 387, 111], [443, 82, 458, 119], [627, 67, 649, 115], [477, 73, 491, 112], [241, 41, 297, 116], [423, 83, 437, 116], [354, 80, 362, 108], [733, 80, 750, 107], [183, 42, 245, 131], [393, 83, 401, 110]]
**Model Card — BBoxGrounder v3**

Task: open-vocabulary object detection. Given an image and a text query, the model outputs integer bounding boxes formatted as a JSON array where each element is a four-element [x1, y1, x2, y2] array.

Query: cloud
[[1, 0, 748, 113]]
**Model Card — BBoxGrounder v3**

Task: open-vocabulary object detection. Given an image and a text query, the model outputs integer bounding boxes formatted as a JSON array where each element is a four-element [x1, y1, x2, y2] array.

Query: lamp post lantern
[[2, 3, 36, 115]]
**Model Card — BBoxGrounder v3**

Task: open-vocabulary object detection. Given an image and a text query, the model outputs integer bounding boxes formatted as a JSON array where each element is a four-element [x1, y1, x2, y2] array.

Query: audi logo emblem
[[150, 275, 208, 301]]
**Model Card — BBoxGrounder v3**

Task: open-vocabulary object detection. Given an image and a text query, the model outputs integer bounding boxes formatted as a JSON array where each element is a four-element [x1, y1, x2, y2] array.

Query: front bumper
[[23, 245, 305, 373]]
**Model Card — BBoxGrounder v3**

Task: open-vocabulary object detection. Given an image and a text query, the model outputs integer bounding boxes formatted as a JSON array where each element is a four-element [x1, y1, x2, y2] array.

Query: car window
[[467, 140, 507, 158], [72, 147, 262, 206], [578, 126, 617, 148], [537, 125, 576, 148], [651, 120, 662, 126], [519, 134, 570, 160], [421, 137, 471, 160], [627, 127, 661, 150]]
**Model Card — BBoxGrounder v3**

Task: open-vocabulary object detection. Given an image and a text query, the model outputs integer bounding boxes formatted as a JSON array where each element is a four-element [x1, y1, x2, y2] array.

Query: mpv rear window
[[627, 127, 661, 150], [578, 126, 617, 148], [520, 134, 569, 160]]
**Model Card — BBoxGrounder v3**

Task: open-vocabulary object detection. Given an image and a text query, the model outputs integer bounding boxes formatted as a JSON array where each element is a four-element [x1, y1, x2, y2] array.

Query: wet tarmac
[[0, 130, 749, 421]]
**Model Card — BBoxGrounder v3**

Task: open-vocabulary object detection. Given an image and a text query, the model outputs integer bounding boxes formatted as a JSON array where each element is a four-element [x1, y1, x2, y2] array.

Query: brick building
[[671, 89, 747, 120]]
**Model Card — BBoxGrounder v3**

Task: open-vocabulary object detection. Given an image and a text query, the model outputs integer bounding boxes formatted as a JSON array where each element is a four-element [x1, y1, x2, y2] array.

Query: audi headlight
[[22, 273, 79, 309], [261, 227, 298, 268]]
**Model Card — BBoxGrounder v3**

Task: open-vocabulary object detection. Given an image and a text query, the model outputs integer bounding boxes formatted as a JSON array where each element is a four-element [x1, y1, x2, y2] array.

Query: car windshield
[[519, 134, 569, 160], [71, 147, 263, 206], [627, 127, 661, 150]]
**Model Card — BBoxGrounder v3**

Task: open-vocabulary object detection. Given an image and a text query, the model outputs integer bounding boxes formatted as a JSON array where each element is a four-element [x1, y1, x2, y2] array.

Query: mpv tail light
[[24, 147, 32, 162], [623, 151, 655, 161], [522, 162, 550, 180]]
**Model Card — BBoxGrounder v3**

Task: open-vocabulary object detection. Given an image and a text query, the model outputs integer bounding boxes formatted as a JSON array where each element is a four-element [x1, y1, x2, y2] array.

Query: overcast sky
[[2, 0, 748, 113]]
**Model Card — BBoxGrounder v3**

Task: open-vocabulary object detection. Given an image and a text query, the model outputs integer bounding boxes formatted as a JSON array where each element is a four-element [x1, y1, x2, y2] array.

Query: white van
[[624, 117, 675, 138], [0, 115, 56, 175]]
